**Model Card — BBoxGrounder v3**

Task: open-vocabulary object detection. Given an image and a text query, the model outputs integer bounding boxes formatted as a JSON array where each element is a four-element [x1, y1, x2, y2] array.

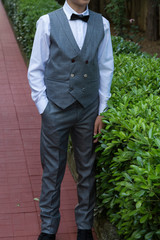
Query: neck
[[67, 0, 87, 13]]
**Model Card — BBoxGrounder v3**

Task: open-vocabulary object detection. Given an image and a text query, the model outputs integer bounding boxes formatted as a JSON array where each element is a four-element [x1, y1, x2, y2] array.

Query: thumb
[[94, 118, 98, 136]]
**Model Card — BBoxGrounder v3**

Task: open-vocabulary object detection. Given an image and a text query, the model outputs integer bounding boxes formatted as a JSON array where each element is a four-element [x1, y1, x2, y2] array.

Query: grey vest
[[44, 8, 104, 109]]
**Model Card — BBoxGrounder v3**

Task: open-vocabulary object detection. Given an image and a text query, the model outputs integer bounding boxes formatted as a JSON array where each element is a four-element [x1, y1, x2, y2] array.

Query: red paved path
[[0, 1, 98, 240]]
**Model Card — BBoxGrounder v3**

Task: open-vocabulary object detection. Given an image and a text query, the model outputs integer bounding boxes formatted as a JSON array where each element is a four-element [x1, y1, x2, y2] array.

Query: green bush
[[2, 0, 61, 60], [96, 54, 160, 239], [112, 36, 142, 56]]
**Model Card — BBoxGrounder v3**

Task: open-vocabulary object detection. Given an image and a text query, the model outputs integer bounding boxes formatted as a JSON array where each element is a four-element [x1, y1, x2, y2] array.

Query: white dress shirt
[[28, 1, 114, 115]]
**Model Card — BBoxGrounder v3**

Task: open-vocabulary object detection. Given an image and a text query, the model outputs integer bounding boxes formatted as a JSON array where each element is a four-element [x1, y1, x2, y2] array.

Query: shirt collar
[[63, 0, 89, 21]]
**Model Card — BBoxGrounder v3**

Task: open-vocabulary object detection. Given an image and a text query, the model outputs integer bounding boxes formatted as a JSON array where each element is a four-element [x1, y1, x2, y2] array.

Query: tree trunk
[[89, 0, 100, 12], [56, 0, 64, 5], [146, 0, 159, 41]]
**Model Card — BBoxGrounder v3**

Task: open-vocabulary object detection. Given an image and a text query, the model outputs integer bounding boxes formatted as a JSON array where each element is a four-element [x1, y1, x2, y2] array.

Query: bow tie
[[70, 13, 89, 22]]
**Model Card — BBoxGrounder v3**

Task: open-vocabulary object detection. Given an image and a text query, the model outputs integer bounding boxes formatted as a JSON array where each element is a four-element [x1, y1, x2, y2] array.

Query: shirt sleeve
[[27, 14, 50, 114], [98, 17, 114, 115]]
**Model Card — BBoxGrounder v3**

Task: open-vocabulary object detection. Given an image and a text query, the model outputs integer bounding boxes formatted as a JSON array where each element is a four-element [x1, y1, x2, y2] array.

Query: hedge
[[2, 0, 61, 60], [3, 0, 160, 239], [96, 52, 160, 239]]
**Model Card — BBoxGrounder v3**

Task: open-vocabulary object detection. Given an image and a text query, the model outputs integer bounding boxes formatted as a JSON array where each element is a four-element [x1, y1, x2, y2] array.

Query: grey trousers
[[40, 98, 99, 234]]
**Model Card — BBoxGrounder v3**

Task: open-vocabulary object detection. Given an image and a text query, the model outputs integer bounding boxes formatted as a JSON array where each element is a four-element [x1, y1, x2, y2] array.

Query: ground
[[139, 35, 160, 58]]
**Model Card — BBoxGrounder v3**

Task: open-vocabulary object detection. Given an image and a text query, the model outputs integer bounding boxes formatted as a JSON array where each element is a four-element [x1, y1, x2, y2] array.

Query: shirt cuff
[[98, 102, 108, 115], [35, 96, 49, 114]]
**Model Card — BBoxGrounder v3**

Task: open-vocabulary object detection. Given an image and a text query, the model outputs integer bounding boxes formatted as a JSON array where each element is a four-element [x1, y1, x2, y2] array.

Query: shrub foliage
[[2, 0, 61, 60], [96, 49, 160, 239]]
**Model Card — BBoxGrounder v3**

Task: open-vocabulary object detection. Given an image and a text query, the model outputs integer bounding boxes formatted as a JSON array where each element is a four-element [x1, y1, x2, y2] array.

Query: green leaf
[[140, 214, 149, 223], [145, 232, 154, 240], [128, 210, 137, 216], [102, 198, 112, 204], [140, 184, 149, 190], [156, 230, 160, 235], [141, 122, 146, 131], [134, 190, 145, 198], [156, 164, 160, 175], [136, 156, 144, 167], [131, 230, 142, 239], [131, 165, 143, 174], [155, 138, 160, 148], [148, 128, 153, 139], [34, 198, 39, 202], [136, 201, 142, 209], [149, 192, 155, 197], [123, 172, 132, 182]]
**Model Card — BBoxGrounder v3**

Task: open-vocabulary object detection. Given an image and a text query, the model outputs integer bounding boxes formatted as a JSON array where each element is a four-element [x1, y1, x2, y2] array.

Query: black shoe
[[38, 232, 55, 240], [77, 229, 94, 240]]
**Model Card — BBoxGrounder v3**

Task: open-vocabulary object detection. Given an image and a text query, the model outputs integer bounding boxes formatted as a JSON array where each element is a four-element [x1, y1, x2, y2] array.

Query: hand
[[93, 115, 105, 143]]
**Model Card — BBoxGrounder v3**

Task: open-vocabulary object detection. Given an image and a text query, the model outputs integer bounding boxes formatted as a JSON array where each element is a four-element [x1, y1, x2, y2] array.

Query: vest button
[[71, 74, 75, 78], [84, 74, 88, 78], [85, 60, 89, 64], [71, 59, 75, 63]]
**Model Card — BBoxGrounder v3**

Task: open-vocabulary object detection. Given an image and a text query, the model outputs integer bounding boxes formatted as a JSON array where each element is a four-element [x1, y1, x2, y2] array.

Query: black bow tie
[[70, 13, 89, 22]]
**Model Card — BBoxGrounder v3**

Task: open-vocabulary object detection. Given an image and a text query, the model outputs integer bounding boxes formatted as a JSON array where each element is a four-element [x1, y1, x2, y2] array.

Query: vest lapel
[[54, 9, 97, 58], [55, 9, 80, 55], [80, 10, 95, 53]]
